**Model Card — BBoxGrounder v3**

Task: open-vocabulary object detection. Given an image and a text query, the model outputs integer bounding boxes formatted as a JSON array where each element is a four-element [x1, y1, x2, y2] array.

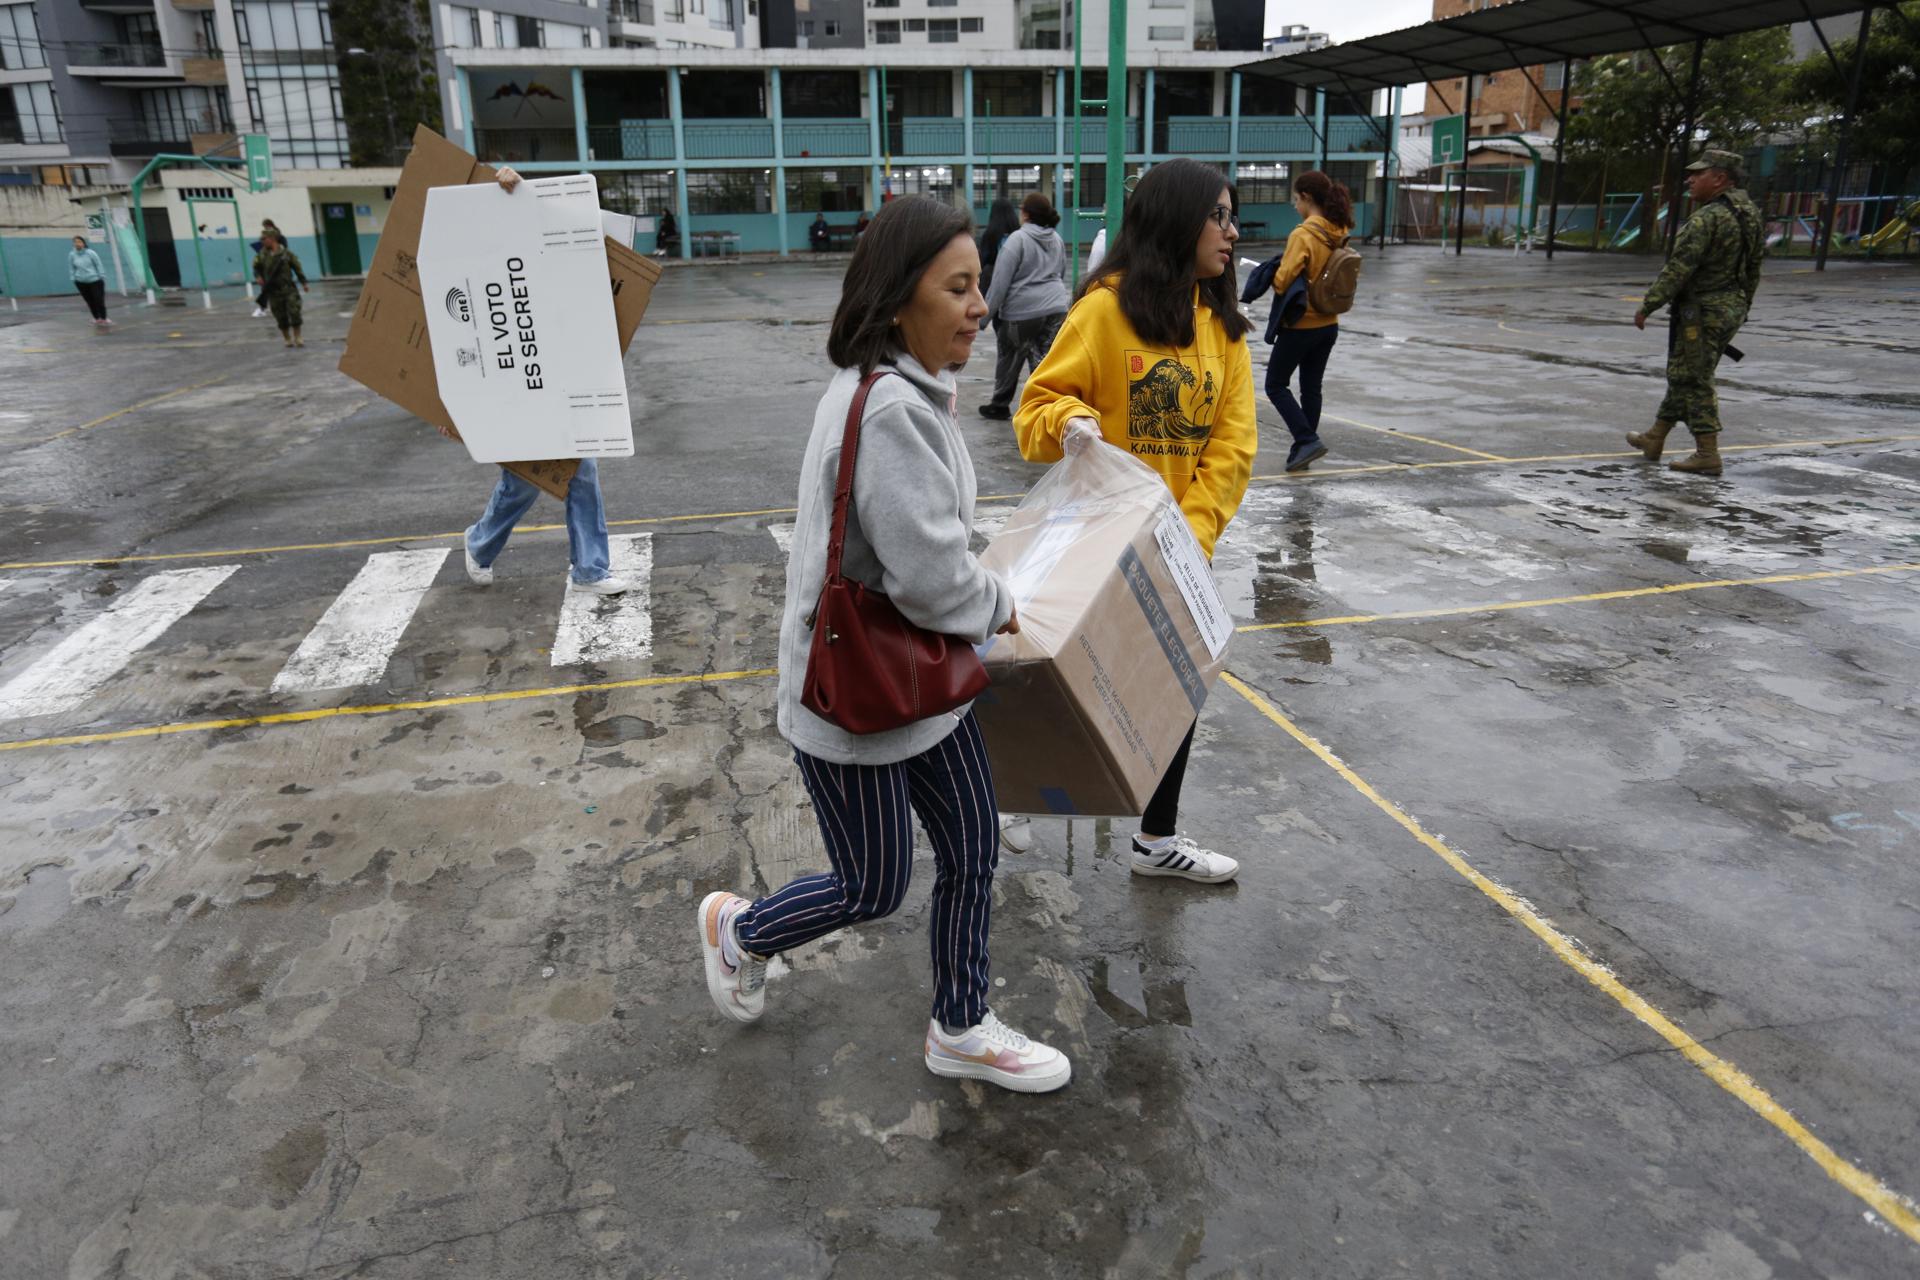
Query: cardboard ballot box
[[338, 126, 661, 498], [973, 443, 1234, 817]]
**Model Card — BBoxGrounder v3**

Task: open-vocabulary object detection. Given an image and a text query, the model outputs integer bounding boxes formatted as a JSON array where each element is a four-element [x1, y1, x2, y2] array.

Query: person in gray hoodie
[[697, 195, 1071, 1095], [978, 192, 1071, 420]]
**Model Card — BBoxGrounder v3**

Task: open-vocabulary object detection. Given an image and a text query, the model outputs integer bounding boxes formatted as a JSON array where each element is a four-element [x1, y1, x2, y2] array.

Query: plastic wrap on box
[[974, 441, 1233, 817]]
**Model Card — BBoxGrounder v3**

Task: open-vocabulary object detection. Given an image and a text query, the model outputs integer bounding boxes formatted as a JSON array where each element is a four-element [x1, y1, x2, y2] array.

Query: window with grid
[[0, 3, 48, 70], [686, 168, 771, 214], [1147, 24, 1183, 39], [235, 1, 349, 168], [887, 165, 955, 201], [824, 20, 840, 35], [903, 18, 924, 31], [872, 20, 900, 42], [928, 19, 957, 41], [787, 168, 864, 213], [960, 17, 981, 32], [1, 81, 59, 144], [1233, 162, 1288, 203], [596, 169, 676, 215]]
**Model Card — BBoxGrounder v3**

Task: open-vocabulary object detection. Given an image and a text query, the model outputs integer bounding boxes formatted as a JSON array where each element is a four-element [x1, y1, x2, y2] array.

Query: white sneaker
[[924, 1011, 1070, 1093], [463, 542, 493, 586], [998, 814, 1033, 854], [1130, 834, 1238, 884], [572, 572, 631, 597], [698, 891, 766, 1024], [251, 306, 266, 318]]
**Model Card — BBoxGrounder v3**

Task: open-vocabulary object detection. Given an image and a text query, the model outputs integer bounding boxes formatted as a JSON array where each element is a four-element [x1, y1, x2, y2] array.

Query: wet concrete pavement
[[2, 248, 1918, 1278]]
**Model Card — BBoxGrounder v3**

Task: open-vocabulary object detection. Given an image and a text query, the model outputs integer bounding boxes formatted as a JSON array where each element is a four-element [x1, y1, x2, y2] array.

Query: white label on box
[[418, 175, 633, 463], [1153, 507, 1233, 660]]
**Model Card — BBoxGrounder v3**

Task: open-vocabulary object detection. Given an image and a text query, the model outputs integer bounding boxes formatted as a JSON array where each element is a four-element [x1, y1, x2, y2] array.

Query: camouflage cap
[[1687, 149, 1746, 179]]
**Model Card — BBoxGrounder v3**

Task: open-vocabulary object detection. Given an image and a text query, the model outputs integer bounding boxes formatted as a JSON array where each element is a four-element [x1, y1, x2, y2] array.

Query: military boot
[[1625, 419, 1674, 461], [1668, 431, 1723, 476]]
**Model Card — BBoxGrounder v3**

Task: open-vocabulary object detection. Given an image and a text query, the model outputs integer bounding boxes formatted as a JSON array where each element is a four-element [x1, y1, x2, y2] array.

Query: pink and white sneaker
[[924, 1011, 1071, 1093], [698, 891, 766, 1024]]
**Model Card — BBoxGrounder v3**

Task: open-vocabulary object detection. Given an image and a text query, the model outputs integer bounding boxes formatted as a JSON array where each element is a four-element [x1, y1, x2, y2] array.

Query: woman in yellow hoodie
[[1267, 170, 1354, 472], [1011, 157, 1255, 885]]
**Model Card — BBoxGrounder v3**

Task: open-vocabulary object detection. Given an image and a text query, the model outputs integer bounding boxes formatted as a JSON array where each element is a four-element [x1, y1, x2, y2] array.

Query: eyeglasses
[[1208, 205, 1238, 231]]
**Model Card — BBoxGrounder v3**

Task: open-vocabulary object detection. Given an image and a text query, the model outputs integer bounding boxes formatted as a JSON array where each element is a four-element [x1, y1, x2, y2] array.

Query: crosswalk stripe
[[0, 564, 239, 720], [270, 549, 450, 694], [551, 533, 653, 667]]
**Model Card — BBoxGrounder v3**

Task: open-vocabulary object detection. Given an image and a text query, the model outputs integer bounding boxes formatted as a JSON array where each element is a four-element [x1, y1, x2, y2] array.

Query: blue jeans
[[1265, 324, 1340, 450], [465, 460, 611, 584]]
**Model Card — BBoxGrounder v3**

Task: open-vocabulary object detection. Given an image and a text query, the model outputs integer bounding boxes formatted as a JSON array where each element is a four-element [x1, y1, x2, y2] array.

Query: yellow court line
[[1319, 412, 1510, 461], [6, 433, 1920, 573], [1219, 672, 1920, 1245], [0, 666, 776, 754], [1236, 562, 1920, 633], [35, 374, 232, 446]]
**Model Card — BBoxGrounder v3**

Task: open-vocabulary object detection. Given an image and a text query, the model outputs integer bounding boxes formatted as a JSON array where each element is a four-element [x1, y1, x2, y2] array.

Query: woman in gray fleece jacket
[[978, 191, 1072, 420], [697, 196, 1071, 1095]]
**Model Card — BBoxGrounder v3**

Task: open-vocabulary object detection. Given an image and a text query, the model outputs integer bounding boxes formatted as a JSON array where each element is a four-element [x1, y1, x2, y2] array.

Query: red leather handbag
[[801, 369, 990, 734]]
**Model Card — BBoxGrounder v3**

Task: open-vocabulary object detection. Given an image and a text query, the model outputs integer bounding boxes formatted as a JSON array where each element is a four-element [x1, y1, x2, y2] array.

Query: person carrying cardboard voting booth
[[1008, 158, 1255, 883], [436, 165, 633, 598], [696, 195, 1072, 1096]]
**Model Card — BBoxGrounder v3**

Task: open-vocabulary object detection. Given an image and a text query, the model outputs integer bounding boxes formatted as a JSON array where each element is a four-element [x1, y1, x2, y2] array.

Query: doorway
[[318, 202, 362, 275], [142, 206, 181, 288]]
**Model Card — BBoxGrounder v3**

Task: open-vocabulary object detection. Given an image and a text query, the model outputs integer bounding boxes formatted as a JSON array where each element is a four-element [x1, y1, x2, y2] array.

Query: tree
[[1566, 28, 1797, 247], [1792, 3, 1920, 173], [330, 0, 444, 168]]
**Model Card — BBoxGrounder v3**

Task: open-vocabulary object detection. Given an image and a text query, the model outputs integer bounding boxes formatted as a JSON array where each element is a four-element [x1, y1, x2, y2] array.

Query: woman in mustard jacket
[[1267, 169, 1354, 472], [1011, 157, 1256, 884]]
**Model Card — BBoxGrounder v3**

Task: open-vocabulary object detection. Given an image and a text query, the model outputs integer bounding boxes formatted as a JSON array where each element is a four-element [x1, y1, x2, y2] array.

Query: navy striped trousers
[[734, 711, 999, 1028]]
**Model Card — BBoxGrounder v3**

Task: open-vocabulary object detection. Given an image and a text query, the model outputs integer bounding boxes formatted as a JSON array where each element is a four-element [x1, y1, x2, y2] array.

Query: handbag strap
[[823, 368, 895, 581]]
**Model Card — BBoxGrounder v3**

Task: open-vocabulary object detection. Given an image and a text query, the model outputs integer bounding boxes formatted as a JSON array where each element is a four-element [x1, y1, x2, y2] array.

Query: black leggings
[[76, 279, 108, 321], [1265, 323, 1339, 444], [1140, 722, 1195, 837]]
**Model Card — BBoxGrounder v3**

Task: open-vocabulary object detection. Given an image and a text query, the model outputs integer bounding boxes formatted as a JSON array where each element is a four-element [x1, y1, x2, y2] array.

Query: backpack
[[1304, 224, 1362, 316]]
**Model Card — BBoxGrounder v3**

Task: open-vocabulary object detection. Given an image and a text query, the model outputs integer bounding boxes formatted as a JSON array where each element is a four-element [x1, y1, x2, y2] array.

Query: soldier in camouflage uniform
[[256, 229, 310, 349], [1629, 149, 1764, 476]]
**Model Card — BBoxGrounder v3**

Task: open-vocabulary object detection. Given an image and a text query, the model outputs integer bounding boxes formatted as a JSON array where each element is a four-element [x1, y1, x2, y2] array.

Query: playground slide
[[1610, 205, 1672, 249], [1861, 199, 1920, 252]]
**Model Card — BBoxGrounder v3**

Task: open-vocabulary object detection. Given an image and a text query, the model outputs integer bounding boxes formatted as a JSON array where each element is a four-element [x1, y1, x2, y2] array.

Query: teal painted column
[[771, 68, 787, 256], [571, 67, 588, 162], [457, 68, 477, 153], [668, 67, 691, 261], [1314, 89, 1327, 169], [1227, 72, 1241, 179], [962, 66, 976, 211], [1143, 68, 1155, 162], [1383, 84, 1403, 248]]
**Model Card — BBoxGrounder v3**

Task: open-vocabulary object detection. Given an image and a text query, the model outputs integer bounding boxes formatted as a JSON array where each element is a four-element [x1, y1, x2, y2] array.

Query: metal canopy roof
[[1237, 0, 1876, 93]]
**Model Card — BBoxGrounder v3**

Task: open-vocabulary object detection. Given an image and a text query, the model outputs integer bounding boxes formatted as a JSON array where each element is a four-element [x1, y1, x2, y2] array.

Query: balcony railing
[[784, 118, 868, 158], [106, 115, 232, 157], [563, 112, 1381, 167], [610, 0, 655, 21], [66, 40, 168, 69], [898, 117, 962, 156], [684, 118, 774, 159]]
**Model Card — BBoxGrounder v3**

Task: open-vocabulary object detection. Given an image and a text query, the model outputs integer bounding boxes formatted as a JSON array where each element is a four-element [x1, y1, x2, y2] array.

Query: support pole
[[1664, 39, 1705, 258], [771, 67, 787, 257], [1455, 72, 1474, 255], [1104, 0, 1128, 241], [667, 68, 691, 262], [1381, 85, 1401, 250], [1313, 89, 1327, 169], [571, 67, 589, 162], [1547, 59, 1571, 259], [1816, 5, 1876, 271], [1069, 2, 1083, 286]]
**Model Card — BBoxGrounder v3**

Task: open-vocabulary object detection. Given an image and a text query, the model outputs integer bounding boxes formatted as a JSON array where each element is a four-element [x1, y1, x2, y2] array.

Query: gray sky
[[1263, 0, 1433, 43]]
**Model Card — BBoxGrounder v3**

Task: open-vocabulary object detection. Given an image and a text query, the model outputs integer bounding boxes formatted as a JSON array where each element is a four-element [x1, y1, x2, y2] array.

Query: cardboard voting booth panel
[[337, 126, 661, 498], [418, 175, 634, 463], [973, 445, 1233, 817]]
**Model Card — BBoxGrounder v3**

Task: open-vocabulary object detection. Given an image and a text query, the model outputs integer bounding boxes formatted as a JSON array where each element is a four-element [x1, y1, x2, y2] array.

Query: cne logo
[[455, 346, 479, 367], [445, 286, 472, 323]]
